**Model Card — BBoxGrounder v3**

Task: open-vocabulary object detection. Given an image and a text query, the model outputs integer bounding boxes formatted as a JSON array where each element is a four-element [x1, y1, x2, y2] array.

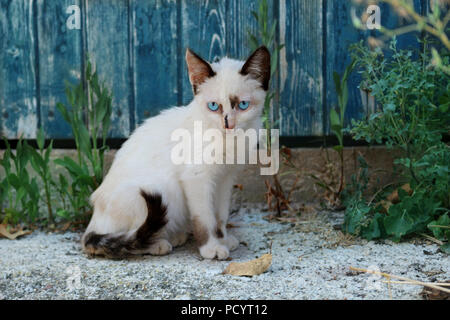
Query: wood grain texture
[[278, 0, 323, 136], [180, 0, 226, 105], [37, 0, 82, 138], [226, 0, 280, 125], [0, 0, 433, 140], [226, 0, 261, 60], [325, 0, 369, 135], [0, 0, 38, 139], [131, 0, 178, 127], [377, 0, 423, 51], [325, 0, 425, 135], [85, 0, 131, 138]]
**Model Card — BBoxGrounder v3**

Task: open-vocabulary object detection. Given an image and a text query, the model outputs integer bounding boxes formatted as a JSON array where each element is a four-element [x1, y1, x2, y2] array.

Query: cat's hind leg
[[82, 189, 170, 259], [170, 232, 189, 248], [146, 238, 173, 255]]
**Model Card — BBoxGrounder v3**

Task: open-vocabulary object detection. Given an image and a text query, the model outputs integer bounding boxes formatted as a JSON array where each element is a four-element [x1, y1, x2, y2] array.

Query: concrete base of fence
[[0, 146, 399, 204], [231, 146, 400, 204]]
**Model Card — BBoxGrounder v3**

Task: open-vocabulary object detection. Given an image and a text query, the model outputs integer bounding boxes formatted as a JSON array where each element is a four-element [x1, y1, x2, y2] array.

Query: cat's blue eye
[[207, 102, 219, 111], [238, 101, 250, 110]]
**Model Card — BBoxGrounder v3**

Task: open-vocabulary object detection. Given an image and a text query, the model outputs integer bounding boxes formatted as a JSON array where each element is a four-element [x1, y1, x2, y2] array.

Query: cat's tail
[[82, 190, 168, 259]]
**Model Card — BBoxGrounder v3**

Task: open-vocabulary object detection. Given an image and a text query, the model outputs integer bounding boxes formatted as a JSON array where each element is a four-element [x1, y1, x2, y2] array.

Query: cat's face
[[186, 47, 270, 131]]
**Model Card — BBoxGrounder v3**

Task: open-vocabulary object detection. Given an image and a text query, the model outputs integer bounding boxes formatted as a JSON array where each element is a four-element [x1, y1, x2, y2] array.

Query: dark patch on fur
[[240, 46, 271, 91], [186, 48, 216, 95], [192, 216, 209, 247], [83, 191, 168, 259], [229, 95, 239, 109], [224, 115, 229, 129], [216, 227, 224, 239]]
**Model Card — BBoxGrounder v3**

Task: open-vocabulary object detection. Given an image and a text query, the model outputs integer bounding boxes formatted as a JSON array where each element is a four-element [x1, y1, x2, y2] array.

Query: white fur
[[82, 54, 267, 259]]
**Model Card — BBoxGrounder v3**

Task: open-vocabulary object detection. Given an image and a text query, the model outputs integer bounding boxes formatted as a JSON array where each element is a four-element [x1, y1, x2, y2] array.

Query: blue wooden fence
[[0, 0, 427, 140]]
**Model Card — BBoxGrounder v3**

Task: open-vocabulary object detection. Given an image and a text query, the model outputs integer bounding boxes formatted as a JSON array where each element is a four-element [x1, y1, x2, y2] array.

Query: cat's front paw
[[223, 234, 239, 251], [199, 242, 229, 260]]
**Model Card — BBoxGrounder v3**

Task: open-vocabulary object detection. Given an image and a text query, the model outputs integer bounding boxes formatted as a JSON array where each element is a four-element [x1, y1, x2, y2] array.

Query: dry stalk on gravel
[[350, 266, 450, 295]]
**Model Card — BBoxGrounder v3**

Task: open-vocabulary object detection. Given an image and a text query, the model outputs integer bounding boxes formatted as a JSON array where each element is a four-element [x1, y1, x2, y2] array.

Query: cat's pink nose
[[224, 115, 235, 129]]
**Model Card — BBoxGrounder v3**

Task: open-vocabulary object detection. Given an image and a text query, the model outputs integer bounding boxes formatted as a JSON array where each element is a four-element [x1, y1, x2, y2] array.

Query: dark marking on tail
[[83, 190, 168, 259]]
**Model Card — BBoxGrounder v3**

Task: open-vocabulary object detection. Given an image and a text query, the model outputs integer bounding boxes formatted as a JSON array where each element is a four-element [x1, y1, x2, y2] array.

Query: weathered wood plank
[[131, 0, 178, 127], [85, 0, 131, 137], [180, 0, 226, 105], [0, 0, 38, 139], [278, 0, 323, 136], [324, 0, 424, 136], [377, 0, 423, 51], [226, 0, 280, 128], [0, 0, 432, 141], [37, 0, 82, 138], [324, 0, 369, 135], [226, 0, 263, 59]]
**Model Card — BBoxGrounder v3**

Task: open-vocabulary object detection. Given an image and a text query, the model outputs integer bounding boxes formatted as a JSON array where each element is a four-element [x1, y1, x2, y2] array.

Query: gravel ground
[[0, 205, 448, 300]]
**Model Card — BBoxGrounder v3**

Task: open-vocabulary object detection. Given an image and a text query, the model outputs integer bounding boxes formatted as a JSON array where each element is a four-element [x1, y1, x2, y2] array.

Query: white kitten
[[81, 46, 270, 260]]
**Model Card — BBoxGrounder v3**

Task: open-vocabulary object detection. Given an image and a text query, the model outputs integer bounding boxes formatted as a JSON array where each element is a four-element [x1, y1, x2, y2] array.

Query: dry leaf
[[386, 183, 412, 204], [60, 222, 72, 232], [233, 184, 244, 191], [378, 199, 393, 213], [0, 224, 32, 240], [222, 253, 272, 277]]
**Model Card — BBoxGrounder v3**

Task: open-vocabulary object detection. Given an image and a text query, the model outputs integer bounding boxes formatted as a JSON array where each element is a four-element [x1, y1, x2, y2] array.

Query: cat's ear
[[240, 46, 271, 91], [186, 48, 216, 95]]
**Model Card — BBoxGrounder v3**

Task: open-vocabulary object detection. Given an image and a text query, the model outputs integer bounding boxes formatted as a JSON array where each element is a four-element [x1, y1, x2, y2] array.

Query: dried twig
[[420, 233, 444, 246], [350, 266, 450, 294], [368, 182, 395, 206], [382, 280, 450, 287]]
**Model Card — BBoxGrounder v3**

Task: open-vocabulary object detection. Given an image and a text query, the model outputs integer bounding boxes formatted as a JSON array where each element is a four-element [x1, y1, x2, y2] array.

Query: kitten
[[81, 46, 270, 260]]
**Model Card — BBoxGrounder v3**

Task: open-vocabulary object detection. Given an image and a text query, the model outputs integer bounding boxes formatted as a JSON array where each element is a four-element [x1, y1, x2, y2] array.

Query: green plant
[[1, 57, 113, 228], [55, 58, 112, 220], [306, 61, 356, 209], [342, 38, 450, 250], [352, 0, 450, 74], [0, 137, 40, 225], [1, 130, 71, 227], [28, 128, 56, 225], [249, 0, 289, 216], [428, 213, 450, 252], [350, 38, 449, 189], [325, 60, 357, 199], [248, 0, 284, 151]]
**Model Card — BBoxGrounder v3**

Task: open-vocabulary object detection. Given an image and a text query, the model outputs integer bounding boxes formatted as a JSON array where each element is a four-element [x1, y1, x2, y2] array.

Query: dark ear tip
[[241, 45, 271, 91], [255, 46, 270, 56]]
